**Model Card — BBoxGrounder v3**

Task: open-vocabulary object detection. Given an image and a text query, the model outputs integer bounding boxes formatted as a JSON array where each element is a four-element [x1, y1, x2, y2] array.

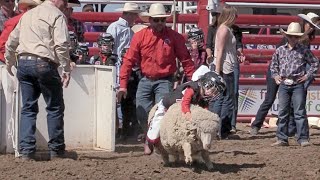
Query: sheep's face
[[199, 132, 213, 150], [197, 120, 218, 150]]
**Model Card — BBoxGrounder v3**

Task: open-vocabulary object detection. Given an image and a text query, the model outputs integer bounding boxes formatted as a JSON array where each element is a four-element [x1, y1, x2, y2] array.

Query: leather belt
[[145, 75, 173, 81], [18, 55, 51, 62], [283, 78, 296, 86]]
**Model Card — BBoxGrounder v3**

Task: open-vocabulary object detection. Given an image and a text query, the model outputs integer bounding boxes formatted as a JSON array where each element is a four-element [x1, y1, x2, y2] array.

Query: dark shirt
[[162, 81, 202, 110], [206, 24, 243, 51]]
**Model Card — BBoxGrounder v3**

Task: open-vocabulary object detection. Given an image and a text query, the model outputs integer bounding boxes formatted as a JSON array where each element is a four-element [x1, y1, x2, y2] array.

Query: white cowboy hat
[[18, 0, 42, 9], [280, 22, 304, 36], [131, 24, 148, 33], [298, 12, 320, 30], [115, 2, 142, 13], [139, 3, 171, 22]]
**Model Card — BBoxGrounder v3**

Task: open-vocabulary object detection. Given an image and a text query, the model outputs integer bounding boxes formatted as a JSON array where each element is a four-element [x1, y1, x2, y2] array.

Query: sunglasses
[[4, 0, 14, 3], [152, 18, 166, 23]]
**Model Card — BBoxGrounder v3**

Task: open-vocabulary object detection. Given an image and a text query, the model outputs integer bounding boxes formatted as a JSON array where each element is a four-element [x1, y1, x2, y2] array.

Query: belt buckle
[[284, 79, 294, 85]]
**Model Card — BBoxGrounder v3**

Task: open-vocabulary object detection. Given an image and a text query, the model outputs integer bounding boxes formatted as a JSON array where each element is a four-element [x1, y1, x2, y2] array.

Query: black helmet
[[199, 71, 226, 102], [97, 32, 114, 46], [69, 31, 77, 49], [97, 33, 114, 55], [75, 42, 89, 56], [187, 27, 204, 48]]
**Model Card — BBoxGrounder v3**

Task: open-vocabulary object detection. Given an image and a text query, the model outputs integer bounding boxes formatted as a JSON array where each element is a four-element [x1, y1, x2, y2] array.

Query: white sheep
[[148, 102, 219, 170]]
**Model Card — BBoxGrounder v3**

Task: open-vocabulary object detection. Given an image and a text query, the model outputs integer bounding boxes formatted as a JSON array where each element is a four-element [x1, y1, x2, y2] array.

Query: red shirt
[[181, 87, 194, 113], [120, 27, 195, 89], [0, 13, 24, 62]]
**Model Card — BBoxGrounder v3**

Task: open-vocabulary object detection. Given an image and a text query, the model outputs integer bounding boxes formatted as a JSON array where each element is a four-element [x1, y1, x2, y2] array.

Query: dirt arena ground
[[1, 123, 320, 180]]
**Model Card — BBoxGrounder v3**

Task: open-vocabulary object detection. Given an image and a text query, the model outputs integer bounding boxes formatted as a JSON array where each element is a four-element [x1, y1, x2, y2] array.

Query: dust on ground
[[1, 123, 320, 180]]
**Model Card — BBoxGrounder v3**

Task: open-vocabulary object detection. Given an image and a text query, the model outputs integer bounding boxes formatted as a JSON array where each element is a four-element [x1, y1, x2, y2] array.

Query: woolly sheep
[[148, 102, 219, 170]]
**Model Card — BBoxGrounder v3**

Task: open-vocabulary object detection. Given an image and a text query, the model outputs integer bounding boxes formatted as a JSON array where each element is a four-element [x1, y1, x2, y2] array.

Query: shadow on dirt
[[244, 134, 276, 140], [115, 145, 144, 153], [212, 162, 266, 174], [165, 161, 265, 174], [31, 150, 78, 161], [79, 152, 145, 161]]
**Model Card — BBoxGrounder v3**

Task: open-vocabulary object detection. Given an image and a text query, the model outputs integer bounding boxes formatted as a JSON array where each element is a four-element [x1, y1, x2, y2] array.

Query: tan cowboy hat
[[115, 2, 142, 13], [139, 3, 171, 22], [18, 0, 42, 9], [280, 22, 304, 36], [298, 12, 320, 30], [131, 24, 148, 33]]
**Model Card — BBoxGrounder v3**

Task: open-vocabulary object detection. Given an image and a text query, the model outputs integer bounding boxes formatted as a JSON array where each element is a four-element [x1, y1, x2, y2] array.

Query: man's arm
[[53, 15, 71, 73], [5, 20, 21, 67], [270, 49, 280, 78], [106, 24, 117, 54], [119, 33, 140, 89], [175, 33, 195, 80], [214, 26, 228, 74]]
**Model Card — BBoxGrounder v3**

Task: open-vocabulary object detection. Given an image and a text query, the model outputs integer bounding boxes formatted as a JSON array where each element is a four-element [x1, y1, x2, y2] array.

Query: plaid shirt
[[270, 43, 319, 80], [0, 11, 9, 34], [68, 17, 84, 42]]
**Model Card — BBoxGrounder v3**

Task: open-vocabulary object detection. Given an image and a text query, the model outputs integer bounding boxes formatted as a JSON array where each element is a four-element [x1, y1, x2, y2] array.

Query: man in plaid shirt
[[270, 22, 319, 147]]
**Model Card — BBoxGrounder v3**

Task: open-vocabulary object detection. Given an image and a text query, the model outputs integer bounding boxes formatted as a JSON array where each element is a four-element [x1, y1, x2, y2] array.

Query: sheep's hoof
[[206, 163, 214, 171], [163, 162, 172, 167], [185, 156, 193, 165]]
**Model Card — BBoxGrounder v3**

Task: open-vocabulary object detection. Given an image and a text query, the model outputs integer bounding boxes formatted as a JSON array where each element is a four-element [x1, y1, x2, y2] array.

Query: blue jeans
[[136, 76, 173, 132], [209, 72, 234, 136], [232, 62, 240, 129], [251, 68, 279, 129], [17, 59, 65, 155], [277, 83, 309, 143]]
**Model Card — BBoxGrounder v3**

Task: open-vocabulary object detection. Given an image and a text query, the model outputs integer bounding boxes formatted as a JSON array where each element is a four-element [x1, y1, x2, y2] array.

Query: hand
[[237, 53, 246, 63], [70, 62, 76, 71], [183, 112, 192, 121], [297, 75, 308, 83], [206, 56, 214, 64], [6, 64, 14, 76], [214, 69, 221, 75], [117, 88, 127, 103], [61, 72, 71, 88], [274, 75, 282, 85]]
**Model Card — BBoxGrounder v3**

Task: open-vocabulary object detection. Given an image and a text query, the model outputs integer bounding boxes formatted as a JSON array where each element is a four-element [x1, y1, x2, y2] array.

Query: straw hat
[[68, 0, 80, 8], [298, 12, 320, 30], [115, 2, 142, 13], [18, 0, 42, 9], [131, 24, 148, 33], [139, 3, 171, 22], [280, 22, 304, 36]]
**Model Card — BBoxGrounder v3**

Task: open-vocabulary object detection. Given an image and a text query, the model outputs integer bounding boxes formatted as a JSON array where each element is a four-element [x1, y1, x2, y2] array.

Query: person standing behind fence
[[5, 0, 71, 161], [117, 3, 195, 153], [250, 12, 320, 136], [270, 22, 318, 147], [210, 5, 238, 139], [106, 2, 141, 140], [64, 0, 84, 42], [206, 7, 244, 134]]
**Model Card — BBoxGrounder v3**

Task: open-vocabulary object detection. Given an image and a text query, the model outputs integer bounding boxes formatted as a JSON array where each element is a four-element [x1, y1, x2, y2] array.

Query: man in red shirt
[[0, 0, 42, 64], [117, 3, 195, 153]]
